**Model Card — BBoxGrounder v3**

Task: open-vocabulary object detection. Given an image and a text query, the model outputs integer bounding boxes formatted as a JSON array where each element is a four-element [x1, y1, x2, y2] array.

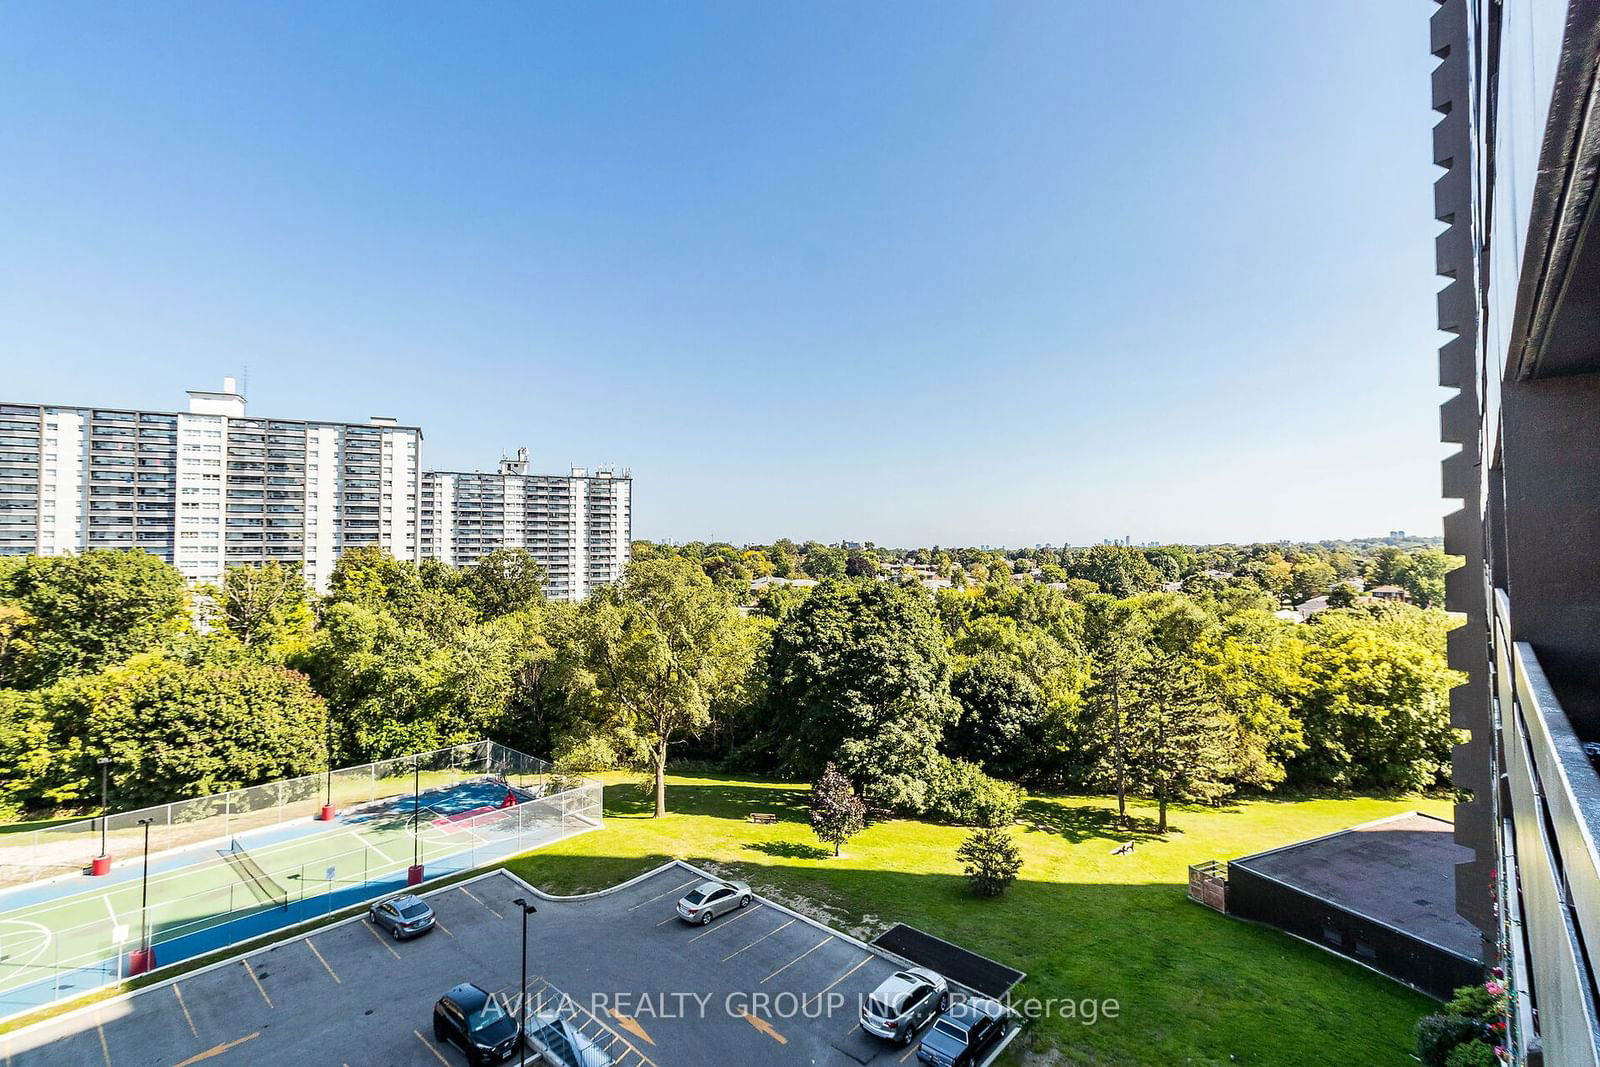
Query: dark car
[[915, 998, 1007, 1067], [368, 893, 435, 940], [432, 983, 522, 1065]]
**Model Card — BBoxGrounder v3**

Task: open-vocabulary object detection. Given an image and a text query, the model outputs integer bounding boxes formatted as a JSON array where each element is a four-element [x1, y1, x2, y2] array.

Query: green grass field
[[505, 772, 1443, 1067]]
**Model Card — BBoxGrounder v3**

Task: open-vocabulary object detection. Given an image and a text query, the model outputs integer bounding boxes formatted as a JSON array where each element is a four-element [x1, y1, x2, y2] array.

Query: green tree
[[489, 602, 577, 758], [1291, 608, 1463, 789], [945, 657, 1046, 780], [1238, 555, 1293, 600], [1197, 614, 1308, 790], [298, 600, 512, 760], [800, 544, 847, 580], [769, 539, 802, 578], [810, 761, 866, 856], [1326, 583, 1358, 609], [1124, 597, 1234, 832], [1368, 545, 1407, 586], [1393, 548, 1456, 609], [765, 580, 956, 809], [1064, 545, 1162, 597], [575, 558, 756, 816], [43, 654, 328, 809], [0, 689, 54, 817], [213, 561, 314, 653], [325, 546, 425, 615], [1082, 595, 1148, 822], [1287, 559, 1337, 605], [461, 548, 547, 619], [0, 551, 188, 689], [956, 827, 1023, 897]]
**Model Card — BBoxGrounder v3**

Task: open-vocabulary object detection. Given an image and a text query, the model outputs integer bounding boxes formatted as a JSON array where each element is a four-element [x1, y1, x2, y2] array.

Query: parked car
[[527, 1010, 616, 1067], [916, 998, 1007, 1066], [432, 983, 522, 1065], [675, 879, 752, 924], [860, 967, 950, 1044], [368, 893, 435, 940]]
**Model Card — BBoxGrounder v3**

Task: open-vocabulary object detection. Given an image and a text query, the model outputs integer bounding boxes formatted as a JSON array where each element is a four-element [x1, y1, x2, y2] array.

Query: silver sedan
[[675, 879, 753, 924]]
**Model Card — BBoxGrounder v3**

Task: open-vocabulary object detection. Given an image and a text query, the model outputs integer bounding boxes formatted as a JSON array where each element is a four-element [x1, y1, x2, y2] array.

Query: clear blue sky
[[0, 3, 1448, 548]]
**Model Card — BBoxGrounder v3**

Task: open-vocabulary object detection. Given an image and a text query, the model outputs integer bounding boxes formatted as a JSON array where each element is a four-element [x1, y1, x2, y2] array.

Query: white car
[[861, 967, 950, 1044], [675, 879, 752, 924]]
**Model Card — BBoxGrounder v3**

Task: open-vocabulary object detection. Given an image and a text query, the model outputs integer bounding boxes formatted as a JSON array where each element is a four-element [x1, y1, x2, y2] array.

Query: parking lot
[[3, 863, 1015, 1066]]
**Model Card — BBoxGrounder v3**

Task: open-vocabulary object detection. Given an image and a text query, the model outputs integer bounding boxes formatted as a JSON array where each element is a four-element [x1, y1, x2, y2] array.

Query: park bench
[[1111, 840, 1136, 856], [747, 812, 779, 824]]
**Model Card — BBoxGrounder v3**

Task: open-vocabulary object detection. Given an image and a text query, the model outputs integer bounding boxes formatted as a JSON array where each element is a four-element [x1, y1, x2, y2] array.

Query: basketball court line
[[0, 918, 53, 974]]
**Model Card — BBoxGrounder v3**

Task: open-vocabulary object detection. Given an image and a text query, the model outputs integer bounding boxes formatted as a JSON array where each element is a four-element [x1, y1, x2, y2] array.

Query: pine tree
[[1083, 595, 1148, 825], [810, 762, 866, 857], [957, 827, 1023, 897], [1123, 598, 1233, 833]]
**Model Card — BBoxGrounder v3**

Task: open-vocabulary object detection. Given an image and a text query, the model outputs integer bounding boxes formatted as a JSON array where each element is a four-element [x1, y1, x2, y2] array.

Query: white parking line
[[459, 886, 503, 919], [721, 918, 796, 962], [687, 903, 764, 942], [762, 934, 833, 984], [805, 952, 874, 1010], [625, 877, 699, 912]]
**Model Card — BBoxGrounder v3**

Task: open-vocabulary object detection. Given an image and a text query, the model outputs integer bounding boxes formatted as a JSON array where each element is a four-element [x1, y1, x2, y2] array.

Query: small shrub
[[1415, 1014, 1487, 1067], [1445, 981, 1505, 1023], [1443, 1041, 1496, 1067], [926, 757, 1025, 827], [957, 827, 1023, 897]]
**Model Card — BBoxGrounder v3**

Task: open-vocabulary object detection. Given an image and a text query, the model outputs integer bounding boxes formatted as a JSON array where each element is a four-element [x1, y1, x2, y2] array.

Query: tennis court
[[0, 744, 602, 1021]]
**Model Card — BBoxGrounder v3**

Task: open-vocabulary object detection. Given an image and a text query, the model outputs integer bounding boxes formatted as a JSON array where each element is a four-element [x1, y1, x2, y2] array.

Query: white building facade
[[420, 449, 631, 602], [0, 379, 422, 590]]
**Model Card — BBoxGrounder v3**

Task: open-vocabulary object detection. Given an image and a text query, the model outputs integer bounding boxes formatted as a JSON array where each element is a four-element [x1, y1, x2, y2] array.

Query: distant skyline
[[0, 3, 1448, 546]]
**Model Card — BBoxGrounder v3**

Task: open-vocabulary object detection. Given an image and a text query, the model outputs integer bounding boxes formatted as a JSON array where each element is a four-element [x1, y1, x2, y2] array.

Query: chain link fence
[[0, 748, 601, 1020], [0, 742, 510, 889]]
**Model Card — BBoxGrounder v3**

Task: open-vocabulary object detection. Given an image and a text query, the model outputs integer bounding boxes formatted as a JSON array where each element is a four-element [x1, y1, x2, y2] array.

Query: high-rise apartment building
[[1431, 0, 1600, 1062], [0, 379, 422, 590], [420, 449, 631, 602]]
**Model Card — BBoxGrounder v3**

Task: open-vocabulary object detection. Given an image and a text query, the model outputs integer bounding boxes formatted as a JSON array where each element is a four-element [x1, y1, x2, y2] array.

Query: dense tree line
[[0, 540, 1463, 830], [637, 537, 1455, 609]]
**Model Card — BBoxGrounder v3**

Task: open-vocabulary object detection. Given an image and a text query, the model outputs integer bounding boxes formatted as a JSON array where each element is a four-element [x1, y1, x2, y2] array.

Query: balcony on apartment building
[[1491, 585, 1600, 1065]]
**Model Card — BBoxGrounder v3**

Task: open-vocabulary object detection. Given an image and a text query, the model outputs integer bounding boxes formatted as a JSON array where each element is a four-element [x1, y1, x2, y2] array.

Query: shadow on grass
[[604, 780, 810, 822], [743, 840, 834, 861], [1019, 798, 1166, 843]]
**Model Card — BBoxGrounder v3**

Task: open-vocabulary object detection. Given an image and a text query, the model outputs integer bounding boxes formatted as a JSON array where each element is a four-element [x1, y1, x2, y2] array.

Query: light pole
[[512, 898, 537, 1067], [130, 817, 155, 975], [408, 756, 423, 885], [92, 757, 112, 876]]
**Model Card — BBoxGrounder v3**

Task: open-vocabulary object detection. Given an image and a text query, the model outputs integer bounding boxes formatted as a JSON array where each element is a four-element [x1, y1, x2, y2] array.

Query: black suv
[[432, 983, 522, 1065]]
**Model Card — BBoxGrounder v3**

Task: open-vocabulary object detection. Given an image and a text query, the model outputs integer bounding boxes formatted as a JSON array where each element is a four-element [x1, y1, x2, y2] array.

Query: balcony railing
[[1495, 587, 1600, 1066]]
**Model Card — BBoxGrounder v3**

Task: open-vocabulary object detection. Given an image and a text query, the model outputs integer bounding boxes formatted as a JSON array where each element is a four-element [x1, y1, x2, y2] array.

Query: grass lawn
[[504, 772, 1447, 1067]]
